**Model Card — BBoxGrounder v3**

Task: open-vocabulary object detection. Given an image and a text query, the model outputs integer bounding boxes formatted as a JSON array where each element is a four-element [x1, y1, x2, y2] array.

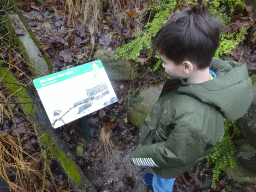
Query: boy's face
[[160, 55, 189, 79]]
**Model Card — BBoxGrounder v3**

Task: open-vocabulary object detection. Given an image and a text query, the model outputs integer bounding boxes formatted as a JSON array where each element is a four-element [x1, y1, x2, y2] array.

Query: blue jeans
[[152, 174, 176, 192]]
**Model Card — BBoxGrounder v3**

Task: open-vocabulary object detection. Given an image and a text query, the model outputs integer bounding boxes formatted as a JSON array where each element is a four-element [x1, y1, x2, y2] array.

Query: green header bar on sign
[[33, 60, 103, 89]]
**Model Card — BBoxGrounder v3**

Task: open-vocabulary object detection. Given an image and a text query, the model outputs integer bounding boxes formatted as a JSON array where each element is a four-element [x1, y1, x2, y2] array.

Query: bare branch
[[0, 101, 38, 104]]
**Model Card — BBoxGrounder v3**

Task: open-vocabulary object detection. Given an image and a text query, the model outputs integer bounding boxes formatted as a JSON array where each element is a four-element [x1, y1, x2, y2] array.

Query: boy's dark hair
[[152, 6, 224, 70]]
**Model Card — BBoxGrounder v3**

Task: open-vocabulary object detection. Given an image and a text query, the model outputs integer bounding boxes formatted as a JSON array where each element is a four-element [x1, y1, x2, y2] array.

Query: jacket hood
[[176, 57, 254, 121]]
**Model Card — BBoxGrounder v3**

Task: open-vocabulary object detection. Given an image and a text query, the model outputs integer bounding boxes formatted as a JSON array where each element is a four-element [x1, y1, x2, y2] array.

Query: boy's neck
[[185, 67, 211, 84]]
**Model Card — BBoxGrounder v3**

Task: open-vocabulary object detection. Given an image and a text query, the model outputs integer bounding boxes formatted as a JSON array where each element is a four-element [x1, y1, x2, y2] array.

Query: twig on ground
[[0, 100, 39, 104], [0, 92, 24, 161], [0, 81, 34, 89], [47, 163, 59, 191]]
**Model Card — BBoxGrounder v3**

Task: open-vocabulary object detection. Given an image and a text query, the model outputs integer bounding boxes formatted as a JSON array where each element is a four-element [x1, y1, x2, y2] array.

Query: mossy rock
[[8, 13, 51, 77], [236, 82, 256, 150], [250, 75, 256, 87], [92, 49, 136, 81], [41, 133, 84, 187], [127, 82, 164, 128], [224, 163, 256, 185], [233, 139, 256, 174], [223, 139, 256, 185], [0, 67, 36, 117]]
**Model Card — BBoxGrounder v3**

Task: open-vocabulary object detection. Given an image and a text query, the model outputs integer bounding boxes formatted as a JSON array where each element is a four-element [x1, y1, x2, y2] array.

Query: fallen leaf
[[18, 1, 32, 12], [114, 142, 123, 147], [11, 124, 27, 137], [136, 58, 148, 66], [216, 182, 222, 191], [246, 5, 253, 13], [23, 139, 35, 152], [13, 25, 25, 36], [45, 179, 54, 191], [0, 131, 8, 137], [92, 157, 101, 161], [104, 25, 109, 30], [30, 5, 39, 11], [76, 54, 83, 60], [3, 106, 12, 120], [127, 9, 137, 17], [223, 16, 251, 34], [247, 184, 256, 192], [123, 117, 128, 123], [57, 10, 65, 16], [14, 70, 22, 78], [218, 179, 227, 186], [250, 30, 256, 44], [119, 84, 124, 89], [148, 80, 154, 84], [41, 44, 50, 51], [2, 105, 11, 120]]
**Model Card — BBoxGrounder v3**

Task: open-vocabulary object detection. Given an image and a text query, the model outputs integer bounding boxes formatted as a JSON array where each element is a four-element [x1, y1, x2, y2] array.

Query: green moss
[[5, 14, 34, 75], [6, 14, 51, 77], [58, 150, 83, 185], [128, 100, 149, 128], [250, 75, 256, 86], [0, 67, 36, 117], [41, 132, 83, 186], [8, 1, 52, 74]]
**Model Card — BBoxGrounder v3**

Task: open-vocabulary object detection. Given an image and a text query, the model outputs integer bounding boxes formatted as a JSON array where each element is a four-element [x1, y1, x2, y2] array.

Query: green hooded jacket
[[130, 57, 254, 178]]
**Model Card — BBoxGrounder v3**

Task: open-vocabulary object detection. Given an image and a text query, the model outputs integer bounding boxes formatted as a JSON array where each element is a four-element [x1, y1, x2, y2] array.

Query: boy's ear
[[183, 61, 193, 70]]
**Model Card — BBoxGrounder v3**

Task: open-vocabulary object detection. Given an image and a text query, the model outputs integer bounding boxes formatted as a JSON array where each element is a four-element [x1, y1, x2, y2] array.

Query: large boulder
[[224, 75, 256, 184], [224, 161, 256, 185], [233, 139, 256, 174], [223, 139, 256, 185], [236, 76, 256, 150], [8, 14, 51, 77], [127, 82, 164, 128], [92, 49, 136, 81]]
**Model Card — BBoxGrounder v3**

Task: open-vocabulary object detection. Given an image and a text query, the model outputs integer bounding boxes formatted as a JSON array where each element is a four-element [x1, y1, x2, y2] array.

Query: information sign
[[33, 60, 118, 128]]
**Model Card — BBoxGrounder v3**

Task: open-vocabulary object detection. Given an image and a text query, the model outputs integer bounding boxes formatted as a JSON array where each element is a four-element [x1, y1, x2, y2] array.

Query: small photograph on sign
[[33, 60, 118, 128]]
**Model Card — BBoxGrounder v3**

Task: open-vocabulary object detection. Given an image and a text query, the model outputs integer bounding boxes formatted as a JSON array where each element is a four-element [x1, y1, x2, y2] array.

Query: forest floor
[[1, 0, 256, 191]]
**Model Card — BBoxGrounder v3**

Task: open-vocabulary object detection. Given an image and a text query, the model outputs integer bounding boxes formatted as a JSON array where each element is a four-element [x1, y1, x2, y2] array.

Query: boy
[[130, 6, 254, 191]]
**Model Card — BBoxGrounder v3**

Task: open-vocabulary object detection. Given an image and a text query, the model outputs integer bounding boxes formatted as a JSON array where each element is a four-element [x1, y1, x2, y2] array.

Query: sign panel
[[33, 60, 118, 128]]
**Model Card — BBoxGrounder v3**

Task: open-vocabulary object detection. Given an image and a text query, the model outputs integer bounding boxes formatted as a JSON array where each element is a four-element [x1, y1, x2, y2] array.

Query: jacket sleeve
[[130, 112, 207, 168]]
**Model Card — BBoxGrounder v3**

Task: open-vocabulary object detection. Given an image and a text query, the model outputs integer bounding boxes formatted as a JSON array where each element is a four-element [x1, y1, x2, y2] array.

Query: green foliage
[[41, 132, 83, 186], [217, 12, 231, 25], [115, 0, 178, 67], [116, 0, 247, 71], [147, 0, 180, 12], [115, 8, 172, 62], [204, 0, 245, 14], [215, 27, 247, 58], [203, 118, 241, 190]]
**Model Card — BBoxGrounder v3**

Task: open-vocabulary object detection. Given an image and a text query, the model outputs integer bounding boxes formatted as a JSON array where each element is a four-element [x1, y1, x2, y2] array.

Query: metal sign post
[[80, 116, 91, 143]]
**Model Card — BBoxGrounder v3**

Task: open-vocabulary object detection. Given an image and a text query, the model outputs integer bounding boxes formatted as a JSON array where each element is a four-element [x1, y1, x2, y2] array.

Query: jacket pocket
[[154, 122, 175, 142], [141, 130, 156, 146]]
